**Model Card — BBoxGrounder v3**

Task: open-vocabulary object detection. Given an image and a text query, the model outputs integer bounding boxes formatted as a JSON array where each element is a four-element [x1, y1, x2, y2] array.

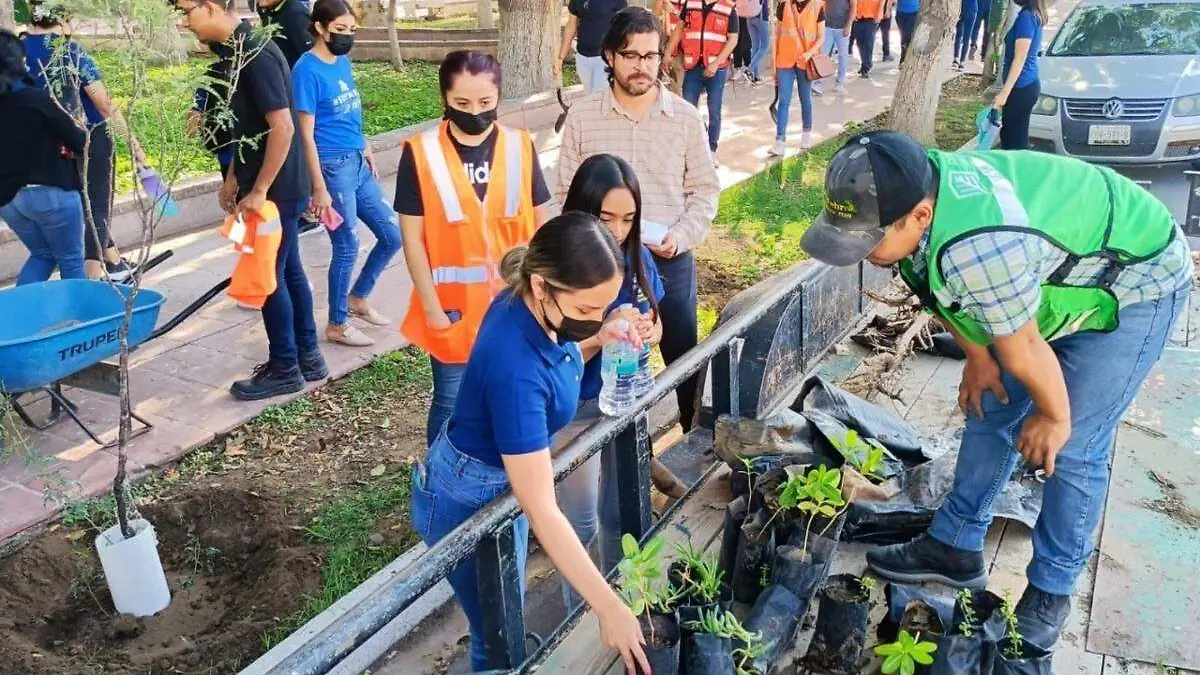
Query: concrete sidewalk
[[0, 36, 945, 542]]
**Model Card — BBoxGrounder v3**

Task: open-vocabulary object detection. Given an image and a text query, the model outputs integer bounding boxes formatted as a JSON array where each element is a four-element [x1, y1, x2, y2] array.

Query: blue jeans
[[822, 25, 851, 84], [412, 429, 530, 672], [555, 398, 622, 610], [1, 186, 87, 285], [928, 285, 1190, 596], [748, 17, 772, 80], [851, 19, 878, 74], [262, 198, 319, 369], [954, 0, 978, 62], [896, 11, 919, 61], [428, 357, 467, 448], [682, 65, 729, 153], [775, 66, 815, 141], [321, 150, 402, 326]]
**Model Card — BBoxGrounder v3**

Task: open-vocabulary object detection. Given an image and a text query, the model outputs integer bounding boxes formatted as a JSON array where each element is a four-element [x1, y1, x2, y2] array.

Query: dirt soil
[[0, 352, 434, 675]]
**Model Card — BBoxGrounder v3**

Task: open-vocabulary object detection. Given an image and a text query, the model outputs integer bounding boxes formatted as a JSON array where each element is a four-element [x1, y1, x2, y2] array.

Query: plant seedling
[[738, 455, 757, 496], [833, 429, 888, 482], [617, 534, 672, 619], [998, 591, 1024, 659], [856, 575, 877, 603], [875, 629, 938, 675], [795, 465, 847, 557], [673, 541, 726, 604], [684, 607, 764, 675], [957, 588, 978, 637]]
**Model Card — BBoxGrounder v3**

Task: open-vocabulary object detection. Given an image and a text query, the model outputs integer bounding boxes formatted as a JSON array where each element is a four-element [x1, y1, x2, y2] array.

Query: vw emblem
[[1102, 98, 1124, 119]]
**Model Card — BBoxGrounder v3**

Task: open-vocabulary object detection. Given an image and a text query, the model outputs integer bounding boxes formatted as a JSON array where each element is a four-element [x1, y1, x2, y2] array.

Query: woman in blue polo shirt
[[554, 154, 665, 609], [993, 0, 1045, 149], [411, 212, 650, 675], [294, 0, 402, 347]]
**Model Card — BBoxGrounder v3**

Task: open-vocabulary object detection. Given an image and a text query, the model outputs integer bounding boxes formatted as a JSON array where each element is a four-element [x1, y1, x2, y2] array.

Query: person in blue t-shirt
[[22, 2, 146, 282], [293, 0, 402, 347], [994, 0, 1045, 149], [553, 154, 666, 610], [894, 0, 919, 62], [411, 213, 650, 674]]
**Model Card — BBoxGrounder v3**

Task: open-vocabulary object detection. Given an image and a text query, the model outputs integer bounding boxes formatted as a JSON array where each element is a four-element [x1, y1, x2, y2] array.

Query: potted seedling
[[730, 506, 775, 604], [991, 592, 1053, 675], [876, 629, 939, 675], [803, 574, 876, 673], [930, 588, 1004, 675], [831, 429, 892, 483], [672, 543, 732, 674], [774, 466, 851, 603], [618, 534, 681, 675], [681, 607, 766, 675]]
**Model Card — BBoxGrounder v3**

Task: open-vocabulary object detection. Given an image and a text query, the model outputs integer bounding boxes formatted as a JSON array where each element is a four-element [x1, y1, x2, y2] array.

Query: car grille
[[1064, 98, 1168, 122]]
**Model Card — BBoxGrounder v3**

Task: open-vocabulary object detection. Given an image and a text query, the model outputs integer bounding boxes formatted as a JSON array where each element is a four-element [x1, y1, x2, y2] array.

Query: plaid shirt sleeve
[[939, 232, 1045, 337]]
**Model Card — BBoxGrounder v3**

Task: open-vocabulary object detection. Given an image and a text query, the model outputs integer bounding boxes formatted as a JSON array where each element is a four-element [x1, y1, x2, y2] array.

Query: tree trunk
[[887, 0, 959, 144], [981, 0, 1012, 88], [387, 0, 404, 69], [478, 0, 494, 28], [498, 0, 556, 99], [0, 0, 15, 30]]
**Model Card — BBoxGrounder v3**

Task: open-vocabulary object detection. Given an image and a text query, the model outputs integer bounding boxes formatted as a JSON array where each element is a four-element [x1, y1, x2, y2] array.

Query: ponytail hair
[[500, 212, 624, 297]]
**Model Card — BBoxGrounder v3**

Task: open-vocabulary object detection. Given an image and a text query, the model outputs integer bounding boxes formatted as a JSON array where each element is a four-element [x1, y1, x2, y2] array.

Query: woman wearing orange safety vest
[[664, 0, 740, 157], [394, 50, 552, 448], [769, 0, 825, 156]]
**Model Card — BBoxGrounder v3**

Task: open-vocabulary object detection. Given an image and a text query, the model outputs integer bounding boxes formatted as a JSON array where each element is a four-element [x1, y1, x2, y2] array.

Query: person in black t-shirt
[[175, 0, 326, 401], [256, 0, 313, 67], [0, 29, 89, 284], [554, 0, 629, 93]]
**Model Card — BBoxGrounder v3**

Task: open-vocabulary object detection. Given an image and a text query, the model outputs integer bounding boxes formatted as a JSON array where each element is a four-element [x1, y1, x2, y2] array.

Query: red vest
[[680, 0, 737, 70]]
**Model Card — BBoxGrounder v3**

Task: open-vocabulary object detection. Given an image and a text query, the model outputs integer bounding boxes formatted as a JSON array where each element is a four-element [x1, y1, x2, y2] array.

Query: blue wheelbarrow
[[0, 252, 231, 448]]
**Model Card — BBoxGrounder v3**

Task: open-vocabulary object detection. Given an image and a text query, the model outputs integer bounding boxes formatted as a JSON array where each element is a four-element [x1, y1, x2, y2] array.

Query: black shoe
[[105, 258, 138, 283], [298, 217, 322, 236], [882, 54, 894, 62], [230, 363, 305, 401], [1014, 585, 1071, 650], [298, 348, 328, 382], [865, 533, 988, 589], [768, 101, 778, 125]]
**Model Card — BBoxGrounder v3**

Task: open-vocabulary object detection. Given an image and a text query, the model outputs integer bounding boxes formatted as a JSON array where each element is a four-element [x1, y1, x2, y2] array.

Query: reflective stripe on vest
[[775, 0, 823, 68], [431, 265, 490, 285], [418, 126, 524, 223]]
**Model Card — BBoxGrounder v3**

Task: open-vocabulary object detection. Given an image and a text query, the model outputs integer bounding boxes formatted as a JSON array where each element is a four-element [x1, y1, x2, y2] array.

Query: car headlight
[[1032, 94, 1059, 116], [1174, 94, 1200, 117]]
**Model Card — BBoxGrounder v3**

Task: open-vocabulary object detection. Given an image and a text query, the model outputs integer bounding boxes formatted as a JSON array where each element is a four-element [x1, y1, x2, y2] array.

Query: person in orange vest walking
[[769, 0, 825, 155], [394, 50, 552, 447], [664, 0, 740, 160], [850, 0, 885, 77]]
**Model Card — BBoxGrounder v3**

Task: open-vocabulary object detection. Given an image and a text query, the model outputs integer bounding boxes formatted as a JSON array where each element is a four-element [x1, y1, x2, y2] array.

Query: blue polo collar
[[505, 291, 577, 366]]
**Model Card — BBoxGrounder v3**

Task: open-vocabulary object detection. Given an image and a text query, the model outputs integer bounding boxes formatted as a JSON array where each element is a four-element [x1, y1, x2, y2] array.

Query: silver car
[[1028, 0, 1200, 165]]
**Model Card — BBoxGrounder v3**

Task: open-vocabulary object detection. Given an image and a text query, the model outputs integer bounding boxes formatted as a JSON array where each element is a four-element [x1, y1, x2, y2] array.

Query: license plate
[[1088, 124, 1132, 146]]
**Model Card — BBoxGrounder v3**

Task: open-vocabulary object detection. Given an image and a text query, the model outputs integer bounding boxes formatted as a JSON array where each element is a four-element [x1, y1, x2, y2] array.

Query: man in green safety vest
[[802, 130, 1194, 653]]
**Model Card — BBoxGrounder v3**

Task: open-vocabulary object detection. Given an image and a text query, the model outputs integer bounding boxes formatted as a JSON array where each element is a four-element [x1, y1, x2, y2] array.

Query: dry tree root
[[843, 284, 938, 401]]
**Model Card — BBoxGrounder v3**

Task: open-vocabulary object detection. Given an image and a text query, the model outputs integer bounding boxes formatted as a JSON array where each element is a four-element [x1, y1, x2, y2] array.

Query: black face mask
[[328, 33, 354, 56], [444, 105, 498, 136], [543, 293, 603, 344]]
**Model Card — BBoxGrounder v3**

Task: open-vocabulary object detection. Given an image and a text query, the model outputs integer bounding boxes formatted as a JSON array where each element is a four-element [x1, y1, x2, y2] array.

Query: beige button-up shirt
[[556, 84, 720, 254]]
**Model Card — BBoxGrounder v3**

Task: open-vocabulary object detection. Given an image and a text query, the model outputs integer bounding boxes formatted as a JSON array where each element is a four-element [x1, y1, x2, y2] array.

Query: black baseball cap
[[800, 130, 933, 267]]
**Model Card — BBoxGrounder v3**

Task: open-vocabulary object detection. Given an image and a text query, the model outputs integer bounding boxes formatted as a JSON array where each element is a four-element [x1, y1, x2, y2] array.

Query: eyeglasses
[[616, 50, 664, 67]]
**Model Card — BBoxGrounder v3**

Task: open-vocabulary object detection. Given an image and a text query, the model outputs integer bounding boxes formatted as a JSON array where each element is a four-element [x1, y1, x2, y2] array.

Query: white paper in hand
[[641, 219, 669, 246]]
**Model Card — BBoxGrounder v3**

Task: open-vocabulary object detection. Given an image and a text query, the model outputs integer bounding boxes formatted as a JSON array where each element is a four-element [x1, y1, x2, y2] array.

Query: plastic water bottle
[[599, 319, 640, 416], [137, 166, 179, 218], [976, 107, 1002, 150]]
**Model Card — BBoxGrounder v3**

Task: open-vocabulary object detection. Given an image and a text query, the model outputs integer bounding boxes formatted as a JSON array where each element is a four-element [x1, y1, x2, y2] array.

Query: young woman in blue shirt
[[294, 0, 402, 347], [554, 154, 665, 610], [993, 0, 1045, 149], [411, 213, 650, 674]]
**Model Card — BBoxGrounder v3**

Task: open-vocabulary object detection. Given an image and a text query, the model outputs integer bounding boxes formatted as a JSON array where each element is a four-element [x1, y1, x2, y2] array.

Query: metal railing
[[256, 259, 888, 675]]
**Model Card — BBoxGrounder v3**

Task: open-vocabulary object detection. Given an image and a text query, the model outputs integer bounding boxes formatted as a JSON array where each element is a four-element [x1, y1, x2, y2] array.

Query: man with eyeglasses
[[557, 6, 720, 435]]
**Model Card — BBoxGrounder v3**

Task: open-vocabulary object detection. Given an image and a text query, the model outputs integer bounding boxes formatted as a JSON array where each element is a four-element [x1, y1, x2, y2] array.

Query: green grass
[[711, 77, 989, 286], [262, 472, 417, 649], [395, 14, 492, 29], [340, 347, 434, 412]]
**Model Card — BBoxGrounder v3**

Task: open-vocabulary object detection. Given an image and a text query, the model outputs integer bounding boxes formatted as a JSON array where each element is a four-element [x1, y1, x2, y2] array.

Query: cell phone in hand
[[322, 208, 344, 232]]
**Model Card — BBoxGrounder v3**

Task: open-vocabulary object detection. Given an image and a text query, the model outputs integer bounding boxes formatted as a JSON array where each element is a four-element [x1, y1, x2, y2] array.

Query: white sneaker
[[833, 82, 847, 94], [812, 82, 825, 96], [800, 132, 813, 150], [768, 140, 786, 156]]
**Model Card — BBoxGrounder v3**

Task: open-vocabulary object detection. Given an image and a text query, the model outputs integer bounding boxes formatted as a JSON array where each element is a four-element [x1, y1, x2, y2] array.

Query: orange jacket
[[855, 0, 885, 20], [680, 0, 737, 70], [400, 122, 538, 364], [221, 203, 282, 310], [775, 0, 825, 69]]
